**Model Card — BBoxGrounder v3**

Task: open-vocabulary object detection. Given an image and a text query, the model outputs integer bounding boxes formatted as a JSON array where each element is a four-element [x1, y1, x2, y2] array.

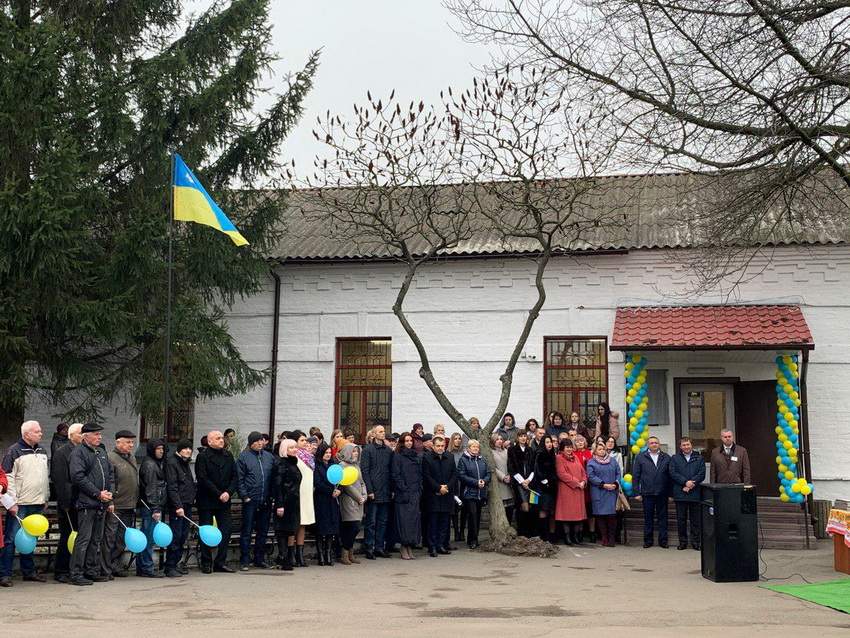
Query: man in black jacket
[[195, 430, 237, 573], [49, 423, 83, 583], [137, 439, 166, 578], [632, 436, 673, 548], [421, 437, 458, 557], [69, 423, 114, 586], [164, 439, 196, 578], [360, 425, 394, 559]]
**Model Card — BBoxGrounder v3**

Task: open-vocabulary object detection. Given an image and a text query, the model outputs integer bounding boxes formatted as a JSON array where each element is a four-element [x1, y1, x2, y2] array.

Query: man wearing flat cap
[[100, 430, 139, 578], [69, 423, 114, 586]]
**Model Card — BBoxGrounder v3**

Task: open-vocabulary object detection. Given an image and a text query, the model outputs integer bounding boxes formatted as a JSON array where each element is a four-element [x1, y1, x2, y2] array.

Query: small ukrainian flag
[[528, 490, 539, 505], [172, 154, 249, 246]]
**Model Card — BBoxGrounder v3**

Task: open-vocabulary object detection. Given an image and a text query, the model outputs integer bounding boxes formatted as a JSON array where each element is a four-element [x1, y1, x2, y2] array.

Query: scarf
[[560, 450, 575, 462], [593, 452, 612, 465], [296, 446, 315, 471]]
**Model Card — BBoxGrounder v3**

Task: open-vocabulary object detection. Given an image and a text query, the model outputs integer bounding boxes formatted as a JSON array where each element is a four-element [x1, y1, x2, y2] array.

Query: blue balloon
[[199, 524, 222, 547], [326, 464, 344, 484], [153, 521, 173, 547], [776, 413, 784, 421], [14, 527, 37, 554], [777, 472, 784, 480], [790, 435, 798, 444], [779, 392, 788, 400], [775, 384, 782, 393], [776, 441, 784, 449], [788, 463, 796, 472], [124, 527, 148, 553], [775, 355, 783, 364]]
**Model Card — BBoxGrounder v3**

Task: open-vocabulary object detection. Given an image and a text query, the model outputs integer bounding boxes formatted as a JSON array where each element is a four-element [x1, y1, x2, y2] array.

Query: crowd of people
[[0, 404, 753, 587]]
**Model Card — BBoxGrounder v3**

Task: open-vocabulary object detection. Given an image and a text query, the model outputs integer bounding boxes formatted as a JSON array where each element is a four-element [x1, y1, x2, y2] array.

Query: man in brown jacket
[[709, 429, 751, 483], [101, 430, 139, 578]]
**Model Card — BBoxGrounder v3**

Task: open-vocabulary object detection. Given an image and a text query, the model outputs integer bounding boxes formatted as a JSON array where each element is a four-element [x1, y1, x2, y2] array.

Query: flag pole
[[163, 150, 175, 432]]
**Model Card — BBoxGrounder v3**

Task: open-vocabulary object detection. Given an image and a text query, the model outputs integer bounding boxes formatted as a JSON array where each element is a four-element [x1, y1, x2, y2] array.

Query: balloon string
[[66, 510, 75, 533], [183, 516, 200, 529], [110, 511, 128, 530]]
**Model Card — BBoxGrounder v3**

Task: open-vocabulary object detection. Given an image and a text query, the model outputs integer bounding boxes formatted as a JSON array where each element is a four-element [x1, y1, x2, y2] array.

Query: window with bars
[[335, 339, 392, 441], [544, 337, 609, 432], [140, 396, 195, 442]]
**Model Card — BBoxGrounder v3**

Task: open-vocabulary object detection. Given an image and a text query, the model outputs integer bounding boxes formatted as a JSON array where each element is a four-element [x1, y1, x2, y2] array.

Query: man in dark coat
[[709, 429, 751, 484], [669, 437, 706, 551], [421, 436, 458, 557], [236, 431, 276, 570], [360, 425, 394, 559], [101, 430, 139, 578], [69, 423, 114, 586], [137, 438, 167, 578], [50, 423, 69, 458], [49, 423, 83, 583], [164, 439, 196, 578], [195, 430, 238, 573], [632, 436, 673, 548]]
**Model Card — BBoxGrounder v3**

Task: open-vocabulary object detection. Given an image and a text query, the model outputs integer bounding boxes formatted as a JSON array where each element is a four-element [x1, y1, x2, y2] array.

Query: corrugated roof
[[271, 170, 850, 260], [610, 305, 814, 350]]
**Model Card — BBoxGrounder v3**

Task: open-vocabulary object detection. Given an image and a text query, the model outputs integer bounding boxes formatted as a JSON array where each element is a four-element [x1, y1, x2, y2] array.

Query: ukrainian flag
[[528, 490, 539, 505], [172, 154, 249, 246]]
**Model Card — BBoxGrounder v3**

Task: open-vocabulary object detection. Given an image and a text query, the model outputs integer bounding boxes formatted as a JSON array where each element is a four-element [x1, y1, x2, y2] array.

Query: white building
[[25, 172, 850, 503]]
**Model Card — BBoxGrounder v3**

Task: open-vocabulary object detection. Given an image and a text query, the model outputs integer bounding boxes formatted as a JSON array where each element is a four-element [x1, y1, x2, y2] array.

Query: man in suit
[[709, 429, 751, 483], [632, 436, 673, 548], [669, 437, 706, 550]]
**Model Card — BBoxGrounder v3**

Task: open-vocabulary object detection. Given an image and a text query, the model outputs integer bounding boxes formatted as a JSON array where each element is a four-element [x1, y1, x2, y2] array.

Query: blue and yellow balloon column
[[621, 354, 649, 497], [774, 354, 813, 503]]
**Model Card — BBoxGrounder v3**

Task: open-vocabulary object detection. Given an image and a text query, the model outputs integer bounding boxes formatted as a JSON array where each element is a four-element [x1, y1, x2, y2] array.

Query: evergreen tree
[[0, 0, 318, 439]]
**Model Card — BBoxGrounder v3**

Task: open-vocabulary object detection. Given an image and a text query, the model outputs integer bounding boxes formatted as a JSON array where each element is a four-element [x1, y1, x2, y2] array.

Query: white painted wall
[[25, 244, 850, 501]]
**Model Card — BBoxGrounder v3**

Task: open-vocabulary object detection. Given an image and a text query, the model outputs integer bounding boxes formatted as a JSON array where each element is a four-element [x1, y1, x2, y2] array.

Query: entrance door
[[734, 381, 780, 496], [679, 384, 736, 476]]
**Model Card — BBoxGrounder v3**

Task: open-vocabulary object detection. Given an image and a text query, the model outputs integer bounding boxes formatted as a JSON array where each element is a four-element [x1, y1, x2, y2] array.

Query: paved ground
[[3, 539, 848, 636]]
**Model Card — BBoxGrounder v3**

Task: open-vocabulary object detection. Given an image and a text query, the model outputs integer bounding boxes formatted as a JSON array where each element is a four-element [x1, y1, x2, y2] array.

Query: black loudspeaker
[[700, 483, 759, 582]]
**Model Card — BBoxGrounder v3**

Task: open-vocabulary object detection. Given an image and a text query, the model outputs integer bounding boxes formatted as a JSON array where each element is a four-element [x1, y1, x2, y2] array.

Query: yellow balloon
[[777, 376, 787, 386], [791, 482, 801, 493], [631, 445, 641, 454], [623, 474, 632, 482], [780, 493, 790, 502], [791, 371, 799, 379], [783, 355, 792, 366], [68, 531, 77, 554], [632, 355, 641, 364], [789, 390, 799, 400], [789, 363, 798, 372], [775, 370, 783, 380], [340, 466, 359, 486], [625, 362, 635, 371], [779, 405, 788, 415], [778, 433, 788, 442], [634, 410, 644, 419], [783, 412, 793, 422], [783, 384, 793, 394], [623, 370, 631, 378], [639, 403, 648, 412], [778, 464, 787, 473], [629, 417, 638, 426], [775, 455, 782, 464], [640, 430, 650, 440], [628, 389, 637, 398], [784, 471, 794, 480], [779, 485, 785, 493], [801, 485, 812, 496], [637, 438, 646, 448], [782, 440, 793, 449], [213, 516, 218, 528], [22, 514, 49, 537], [632, 382, 642, 392], [626, 396, 634, 404]]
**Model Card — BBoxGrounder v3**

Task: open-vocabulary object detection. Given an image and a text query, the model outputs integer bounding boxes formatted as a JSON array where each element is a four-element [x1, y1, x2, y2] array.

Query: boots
[[295, 544, 308, 567], [348, 548, 361, 564], [324, 536, 335, 566], [315, 537, 327, 566], [339, 547, 352, 565], [538, 517, 550, 542], [282, 546, 295, 571]]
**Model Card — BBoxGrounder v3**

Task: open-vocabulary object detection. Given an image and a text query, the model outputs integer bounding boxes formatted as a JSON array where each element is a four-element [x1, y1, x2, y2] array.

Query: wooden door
[[734, 380, 780, 496]]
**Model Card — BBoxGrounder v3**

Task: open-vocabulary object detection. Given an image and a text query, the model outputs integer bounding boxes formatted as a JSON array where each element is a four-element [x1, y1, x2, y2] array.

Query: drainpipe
[[268, 267, 282, 441], [800, 348, 813, 547]]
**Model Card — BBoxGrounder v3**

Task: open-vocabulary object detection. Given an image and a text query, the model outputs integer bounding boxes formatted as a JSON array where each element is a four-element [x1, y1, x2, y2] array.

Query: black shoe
[[677, 544, 687, 551], [659, 542, 669, 549], [164, 569, 182, 578], [324, 536, 335, 566], [201, 566, 212, 574], [374, 550, 391, 558], [286, 546, 297, 569], [437, 547, 450, 555], [386, 545, 399, 553], [692, 544, 701, 551], [643, 542, 653, 548], [0, 577, 12, 588], [213, 565, 236, 573], [112, 570, 129, 578], [71, 578, 93, 586], [295, 545, 308, 567], [137, 571, 165, 578], [316, 536, 327, 566], [54, 574, 71, 584], [178, 566, 189, 575], [563, 537, 574, 546], [254, 561, 273, 569], [429, 549, 438, 557], [24, 573, 46, 583], [365, 551, 376, 560], [89, 575, 110, 582], [468, 541, 479, 550]]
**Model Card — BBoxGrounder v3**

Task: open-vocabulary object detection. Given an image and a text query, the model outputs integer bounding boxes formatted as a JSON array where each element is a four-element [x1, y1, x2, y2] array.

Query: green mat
[[763, 578, 850, 614]]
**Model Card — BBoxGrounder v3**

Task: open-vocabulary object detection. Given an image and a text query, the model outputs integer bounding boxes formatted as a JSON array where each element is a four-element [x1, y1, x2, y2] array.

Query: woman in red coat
[[0, 467, 7, 549], [555, 438, 587, 546]]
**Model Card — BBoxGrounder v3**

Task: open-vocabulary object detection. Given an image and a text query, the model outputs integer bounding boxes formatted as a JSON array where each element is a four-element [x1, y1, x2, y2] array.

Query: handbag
[[616, 486, 631, 512]]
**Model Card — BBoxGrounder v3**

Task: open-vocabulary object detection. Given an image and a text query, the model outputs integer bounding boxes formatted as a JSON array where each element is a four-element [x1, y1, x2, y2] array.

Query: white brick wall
[[25, 244, 850, 501]]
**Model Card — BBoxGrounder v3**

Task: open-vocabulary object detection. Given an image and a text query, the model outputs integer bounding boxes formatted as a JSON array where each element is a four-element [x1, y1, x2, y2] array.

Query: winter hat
[[248, 431, 264, 446], [175, 438, 192, 452]]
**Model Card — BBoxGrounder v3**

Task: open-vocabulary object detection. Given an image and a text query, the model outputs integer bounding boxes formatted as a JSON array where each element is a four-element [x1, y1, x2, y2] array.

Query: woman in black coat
[[391, 432, 422, 560], [274, 438, 302, 570], [530, 435, 558, 541], [507, 430, 537, 538], [313, 443, 341, 566]]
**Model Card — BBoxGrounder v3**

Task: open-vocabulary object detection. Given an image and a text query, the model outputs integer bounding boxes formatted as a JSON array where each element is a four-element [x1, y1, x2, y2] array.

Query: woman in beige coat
[[336, 443, 367, 564], [291, 430, 315, 567]]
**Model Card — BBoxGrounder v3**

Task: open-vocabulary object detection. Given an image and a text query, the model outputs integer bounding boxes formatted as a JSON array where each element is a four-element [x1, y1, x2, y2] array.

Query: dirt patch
[[422, 605, 580, 618], [477, 528, 560, 558]]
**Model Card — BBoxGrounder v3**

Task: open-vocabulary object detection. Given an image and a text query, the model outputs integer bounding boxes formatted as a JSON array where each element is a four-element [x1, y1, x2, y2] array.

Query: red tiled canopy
[[610, 305, 814, 351]]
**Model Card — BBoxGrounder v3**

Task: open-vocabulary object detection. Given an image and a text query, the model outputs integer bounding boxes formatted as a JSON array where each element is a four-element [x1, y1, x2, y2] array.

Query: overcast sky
[[255, 1, 493, 178]]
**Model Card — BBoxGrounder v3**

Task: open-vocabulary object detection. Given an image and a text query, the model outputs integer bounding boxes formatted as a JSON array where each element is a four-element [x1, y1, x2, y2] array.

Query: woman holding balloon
[[337, 443, 367, 565], [392, 432, 423, 559], [313, 442, 341, 566]]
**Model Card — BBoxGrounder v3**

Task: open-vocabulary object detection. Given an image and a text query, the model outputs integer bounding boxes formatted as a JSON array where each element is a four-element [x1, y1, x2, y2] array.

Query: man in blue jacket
[[236, 431, 276, 570], [632, 436, 672, 548], [668, 437, 706, 551]]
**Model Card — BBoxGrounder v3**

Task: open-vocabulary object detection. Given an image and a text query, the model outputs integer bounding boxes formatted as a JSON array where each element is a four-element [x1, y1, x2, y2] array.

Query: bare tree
[[448, 0, 850, 290], [300, 69, 624, 547]]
